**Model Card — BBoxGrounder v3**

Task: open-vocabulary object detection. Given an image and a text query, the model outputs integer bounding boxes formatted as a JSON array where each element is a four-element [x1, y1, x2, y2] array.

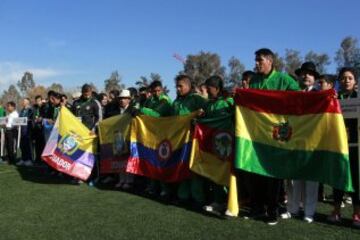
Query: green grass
[[0, 165, 359, 240]]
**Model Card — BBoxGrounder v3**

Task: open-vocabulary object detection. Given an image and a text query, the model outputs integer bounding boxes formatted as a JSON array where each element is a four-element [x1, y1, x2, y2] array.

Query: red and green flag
[[234, 89, 353, 192], [190, 115, 239, 216]]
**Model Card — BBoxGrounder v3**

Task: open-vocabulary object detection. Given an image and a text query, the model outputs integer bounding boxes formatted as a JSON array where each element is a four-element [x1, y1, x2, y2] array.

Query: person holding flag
[[72, 84, 102, 186], [139, 80, 173, 199], [200, 75, 234, 215], [247, 48, 300, 225], [172, 74, 208, 209]]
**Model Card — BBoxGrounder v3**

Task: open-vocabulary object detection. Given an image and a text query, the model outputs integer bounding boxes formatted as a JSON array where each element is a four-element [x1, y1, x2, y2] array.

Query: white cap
[[119, 89, 131, 98]]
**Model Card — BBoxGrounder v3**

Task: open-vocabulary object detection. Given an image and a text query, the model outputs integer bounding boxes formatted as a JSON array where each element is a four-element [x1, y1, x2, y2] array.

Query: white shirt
[[6, 111, 19, 128]]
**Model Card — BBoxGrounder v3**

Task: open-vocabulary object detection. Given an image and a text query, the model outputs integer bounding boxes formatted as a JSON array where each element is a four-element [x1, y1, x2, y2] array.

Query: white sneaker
[[24, 161, 33, 167], [203, 202, 225, 215], [224, 209, 238, 218], [304, 217, 314, 223], [280, 212, 292, 219], [16, 160, 25, 166]]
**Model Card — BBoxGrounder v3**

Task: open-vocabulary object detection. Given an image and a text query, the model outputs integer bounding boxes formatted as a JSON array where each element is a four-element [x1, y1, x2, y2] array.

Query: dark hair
[[47, 90, 55, 97], [139, 87, 148, 93], [255, 48, 275, 59], [127, 87, 138, 97], [97, 93, 108, 102], [81, 84, 92, 92], [175, 74, 192, 83], [242, 70, 256, 80], [52, 92, 62, 100], [6, 101, 16, 108], [35, 95, 43, 101], [23, 98, 31, 102], [150, 80, 163, 89], [319, 74, 336, 84], [205, 75, 224, 91], [175, 74, 192, 88], [61, 94, 68, 100], [338, 67, 358, 82], [48, 91, 58, 98], [109, 89, 120, 97]]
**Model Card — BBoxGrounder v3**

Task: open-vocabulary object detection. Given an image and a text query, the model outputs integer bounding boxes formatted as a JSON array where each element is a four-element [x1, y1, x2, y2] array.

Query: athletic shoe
[[266, 216, 278, 226], [327, 212, 341, 223], [304, 217, 314, 223], [24, 160, 33, 167], [280, 212, 292, 219], [353, 214, 360, 228], [345, 196, 352, 205], [203, 202, 225, 216], [16, 160, 25, 166]]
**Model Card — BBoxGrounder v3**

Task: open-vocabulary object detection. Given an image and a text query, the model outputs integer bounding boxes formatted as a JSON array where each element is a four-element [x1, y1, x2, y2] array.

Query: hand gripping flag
[[42, 107, 97, 181], [234, 89, 353, 192]]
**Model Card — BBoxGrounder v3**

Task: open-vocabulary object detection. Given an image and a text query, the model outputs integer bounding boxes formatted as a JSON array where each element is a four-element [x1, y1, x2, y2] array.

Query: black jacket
[[71, 97, 102, 130]]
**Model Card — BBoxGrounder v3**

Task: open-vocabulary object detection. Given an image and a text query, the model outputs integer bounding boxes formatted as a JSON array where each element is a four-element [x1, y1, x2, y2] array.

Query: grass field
[[0, 164, 359, 240]]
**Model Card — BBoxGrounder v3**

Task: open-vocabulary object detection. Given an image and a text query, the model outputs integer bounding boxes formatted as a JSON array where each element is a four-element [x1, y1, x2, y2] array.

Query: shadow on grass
[[15, 164, 82, 186]]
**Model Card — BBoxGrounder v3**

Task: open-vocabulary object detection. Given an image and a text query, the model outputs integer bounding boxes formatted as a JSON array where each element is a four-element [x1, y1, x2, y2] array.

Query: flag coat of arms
[[126, 113, 195, 182], [42, 107, 97, 181], [234, 89, 353, 192], [98, 113, 132, 174]]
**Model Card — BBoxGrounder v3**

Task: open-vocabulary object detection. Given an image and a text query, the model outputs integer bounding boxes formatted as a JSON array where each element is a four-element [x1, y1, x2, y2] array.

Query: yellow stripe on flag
[[189, 138, 231, 186], [130, 113, 196, 151], [235, 106, 348, 155]]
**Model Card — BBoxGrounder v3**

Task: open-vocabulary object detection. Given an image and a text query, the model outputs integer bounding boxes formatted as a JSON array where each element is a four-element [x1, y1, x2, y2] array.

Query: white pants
[[287, 180, 319, 218]]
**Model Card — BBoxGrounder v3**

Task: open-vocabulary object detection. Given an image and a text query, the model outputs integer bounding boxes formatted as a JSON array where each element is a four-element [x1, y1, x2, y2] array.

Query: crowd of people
[[0, 48, 359, 227]]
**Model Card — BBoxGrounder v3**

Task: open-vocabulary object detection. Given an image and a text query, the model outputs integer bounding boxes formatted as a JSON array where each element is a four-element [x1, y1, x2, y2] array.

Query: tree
[[273, 52, 285, 72], [17, 71, 35, 95], [183, 51, 225, 87], [305, 51, 331, 74], [137, 73, 170, 94], [284, 49, 302, 76], [47, 83, 64, 93], [226, 56, 245, 87], [1, 84, 22, 107], [136, 76, 150, 88], [27, 85, 47, 101], [104, 71, 124, 92], [335, 36, 360, 75]]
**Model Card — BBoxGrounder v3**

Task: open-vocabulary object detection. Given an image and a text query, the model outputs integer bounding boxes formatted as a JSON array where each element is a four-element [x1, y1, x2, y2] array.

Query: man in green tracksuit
[[248, 48, 300, 225], [171, 74, 208, 209], [140, 80, 172, 198], [140, 80, 172, 117]]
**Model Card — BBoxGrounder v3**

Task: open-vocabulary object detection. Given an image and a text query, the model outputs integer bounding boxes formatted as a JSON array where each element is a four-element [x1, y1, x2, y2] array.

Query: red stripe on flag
[[235, 89, 341, 115], [126, 157, 191, 182]]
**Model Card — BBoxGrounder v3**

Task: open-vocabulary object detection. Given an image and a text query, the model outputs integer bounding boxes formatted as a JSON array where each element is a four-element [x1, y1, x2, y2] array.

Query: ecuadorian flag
[[235, 89, 353, 192], [42, 107, 97, 181], [126, 113, 195, 182], [98, 113, 132, 174]]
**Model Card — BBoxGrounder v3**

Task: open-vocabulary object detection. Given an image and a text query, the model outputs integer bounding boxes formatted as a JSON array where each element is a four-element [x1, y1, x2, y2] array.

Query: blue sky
[[0, 0, 359, 98]]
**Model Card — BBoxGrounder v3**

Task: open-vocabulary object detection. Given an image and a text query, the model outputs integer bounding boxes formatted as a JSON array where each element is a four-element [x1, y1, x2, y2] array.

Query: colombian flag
[[98, 113, 132, 174], [42, 107, 97, 181], [190, 115, 239, 216], [235, 89, 353, 192], [126, 113, 195, 182]]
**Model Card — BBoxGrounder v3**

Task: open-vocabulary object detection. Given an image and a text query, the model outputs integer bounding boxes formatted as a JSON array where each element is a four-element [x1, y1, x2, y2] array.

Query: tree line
[[1, 36, 359, 106]]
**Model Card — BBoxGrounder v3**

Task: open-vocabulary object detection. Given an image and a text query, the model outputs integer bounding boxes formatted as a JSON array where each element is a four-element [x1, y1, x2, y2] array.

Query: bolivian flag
[[126, 113, 195, 182], [190, 115, 239, 216], [98, 114, 132, 174], [42, 107, 97, 181], [235, 89, 353, 192]]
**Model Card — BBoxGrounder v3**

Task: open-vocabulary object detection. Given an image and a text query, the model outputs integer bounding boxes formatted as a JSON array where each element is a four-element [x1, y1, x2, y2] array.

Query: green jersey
[[250, 70, 300, 91]]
